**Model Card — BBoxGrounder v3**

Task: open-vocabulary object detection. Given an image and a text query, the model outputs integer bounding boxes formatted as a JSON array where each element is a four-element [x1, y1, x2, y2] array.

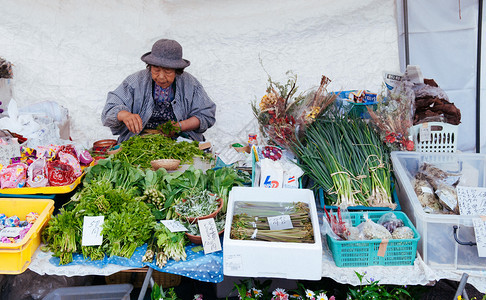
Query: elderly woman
[[101, 39, 216, 143]]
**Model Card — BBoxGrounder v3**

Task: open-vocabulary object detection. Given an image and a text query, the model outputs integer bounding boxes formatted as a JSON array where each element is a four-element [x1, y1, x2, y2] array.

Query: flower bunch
[[367, 82, 415, 151], [233, 279, 335, 300], [346, 271, 411, 300], [252, 72, 336, 151]]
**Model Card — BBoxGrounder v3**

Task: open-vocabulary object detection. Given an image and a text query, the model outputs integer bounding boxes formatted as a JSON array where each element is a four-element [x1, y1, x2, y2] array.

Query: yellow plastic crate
[[0, 198, 54, 274]]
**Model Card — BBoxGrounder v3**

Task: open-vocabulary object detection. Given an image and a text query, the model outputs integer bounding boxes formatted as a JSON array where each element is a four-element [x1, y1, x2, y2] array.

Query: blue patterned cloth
[[48, 242, 224, 283]]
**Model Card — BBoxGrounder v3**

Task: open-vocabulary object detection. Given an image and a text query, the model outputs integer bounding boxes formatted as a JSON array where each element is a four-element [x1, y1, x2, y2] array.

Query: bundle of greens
[[292, 114, 395, 208], [113, 134, 211, 169], [42, 179, 156, 264], [143, 222, 187, 268], [230, 202, 314, 243], [205, 167, 250, 212]]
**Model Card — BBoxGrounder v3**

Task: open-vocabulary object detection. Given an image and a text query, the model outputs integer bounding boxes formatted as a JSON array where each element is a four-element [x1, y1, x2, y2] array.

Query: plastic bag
[[413, 173, 442, 213], [0, 163, 27, 189], [26, 158, 48, 188], [392, 226, 414, 239], [377, 212, 404, 233], [412, 82, 450, 101], [418, 163, 461, 214], [324, 206, 352, 240], [259, 158, 284, 188], [47, 161, 76, 186], [58, 151, 81, 177], [361, 214, 392, 240]]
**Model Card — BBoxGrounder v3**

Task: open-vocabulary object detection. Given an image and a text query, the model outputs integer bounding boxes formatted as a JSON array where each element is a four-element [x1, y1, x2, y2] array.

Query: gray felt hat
[[141, 39, 190, 69]]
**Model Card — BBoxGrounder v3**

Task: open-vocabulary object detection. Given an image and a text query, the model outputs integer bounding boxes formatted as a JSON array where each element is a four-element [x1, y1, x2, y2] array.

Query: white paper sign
[[472, 217, 486, 257], [419, 124, 431, 142], [160, 220, 187, 232], [456, 186, 486, 216], [0, 227, 23, 238], [82, 216, 104, 246], [267, 215, 293, 230], [198, 218, 222, 254]]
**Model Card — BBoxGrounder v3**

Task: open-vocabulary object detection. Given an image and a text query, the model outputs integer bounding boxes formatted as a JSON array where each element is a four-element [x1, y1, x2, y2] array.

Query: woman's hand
[[117, 110, 143, 134]]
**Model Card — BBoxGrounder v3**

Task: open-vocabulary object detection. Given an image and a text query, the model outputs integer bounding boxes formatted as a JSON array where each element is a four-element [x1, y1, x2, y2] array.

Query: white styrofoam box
[[391, 151, 486, 271], [223, 187, 322, 280]]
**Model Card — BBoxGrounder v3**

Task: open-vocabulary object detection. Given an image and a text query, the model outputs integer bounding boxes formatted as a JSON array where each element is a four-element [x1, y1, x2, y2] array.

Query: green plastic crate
[[326, 211, 420, 267]]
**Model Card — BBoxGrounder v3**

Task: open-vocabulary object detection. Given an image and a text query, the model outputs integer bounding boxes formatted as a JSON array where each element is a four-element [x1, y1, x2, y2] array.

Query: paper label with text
[[0, 227, 23, 238], [161, 220, 188, 232], [82, 216, 104, 246], [198, 218, 222, 254], [268, 215, 293, 230], [456, 186, 486, 216], [473, 218, 486, 257]]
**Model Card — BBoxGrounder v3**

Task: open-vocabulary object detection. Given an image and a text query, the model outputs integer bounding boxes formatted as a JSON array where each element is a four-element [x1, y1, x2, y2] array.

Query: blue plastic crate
[[318, 181, 401, 211], [326, 211, 420, 267]]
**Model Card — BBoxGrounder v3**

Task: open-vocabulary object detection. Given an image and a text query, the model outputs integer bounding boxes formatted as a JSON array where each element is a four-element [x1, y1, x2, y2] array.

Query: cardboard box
[[223, 187, 322, 280]]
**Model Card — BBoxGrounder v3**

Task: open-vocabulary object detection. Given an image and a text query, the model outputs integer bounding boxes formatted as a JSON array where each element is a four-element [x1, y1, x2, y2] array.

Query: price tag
[[0, 227, 23, 238], [456, 186, 486, 216], [377, 239, 389, 257], [473, 217, 486, 257], [160, 220, 188, 232], [198, 218, 222, 254], [267, 215, 293, 230], [419, 123, 431, 142], [82, 216, 104, 246]]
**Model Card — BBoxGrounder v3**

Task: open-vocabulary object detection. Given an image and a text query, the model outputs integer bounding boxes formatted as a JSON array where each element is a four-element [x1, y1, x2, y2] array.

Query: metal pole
[[476, 0, 483, 153], [453, 273, 469, 300], [403, 0, 410, 67], [138, 267, 154, 300]]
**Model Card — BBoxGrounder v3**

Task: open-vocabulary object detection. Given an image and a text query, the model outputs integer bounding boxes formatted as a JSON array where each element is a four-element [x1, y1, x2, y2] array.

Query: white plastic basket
[[411, 122, 458, 153]]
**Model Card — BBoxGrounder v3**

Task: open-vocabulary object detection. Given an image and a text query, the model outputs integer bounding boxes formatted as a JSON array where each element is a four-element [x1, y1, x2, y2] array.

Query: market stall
[[1, 32, 485, 299]]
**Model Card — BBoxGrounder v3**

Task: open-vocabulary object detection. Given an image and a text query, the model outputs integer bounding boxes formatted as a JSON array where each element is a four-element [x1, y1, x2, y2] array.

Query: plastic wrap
[[361, 214, 392, 240], [418, 163, 461, 214], [377, 212, 404, 233], [392, 226, 414, 239]]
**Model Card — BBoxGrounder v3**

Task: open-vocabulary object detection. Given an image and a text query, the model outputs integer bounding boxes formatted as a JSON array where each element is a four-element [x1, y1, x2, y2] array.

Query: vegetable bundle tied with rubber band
[[293, 114, 395, 208]]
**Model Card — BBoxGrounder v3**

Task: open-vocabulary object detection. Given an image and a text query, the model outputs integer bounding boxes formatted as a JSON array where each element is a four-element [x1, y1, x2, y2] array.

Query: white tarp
[[396, 0, 484, 153], [0, 0, 399, 148]]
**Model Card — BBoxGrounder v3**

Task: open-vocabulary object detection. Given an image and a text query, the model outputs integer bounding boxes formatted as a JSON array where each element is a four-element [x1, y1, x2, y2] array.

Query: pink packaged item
[[0, 163, 28, 189], [58, 151, 82, 177], [26, 158, 49, 188]]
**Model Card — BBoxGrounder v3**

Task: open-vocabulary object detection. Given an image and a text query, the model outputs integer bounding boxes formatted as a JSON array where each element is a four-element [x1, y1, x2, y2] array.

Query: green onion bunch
[[293, 115, 395, 208]]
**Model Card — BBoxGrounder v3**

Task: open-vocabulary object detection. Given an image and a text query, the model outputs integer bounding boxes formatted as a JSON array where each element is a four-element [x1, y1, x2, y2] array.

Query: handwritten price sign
[[457, 186, 486, 216], [198, 218, 222, 254], [473, 217, 486, 257], [267, 215, 293, 230], [82, 216, 104, 246]]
